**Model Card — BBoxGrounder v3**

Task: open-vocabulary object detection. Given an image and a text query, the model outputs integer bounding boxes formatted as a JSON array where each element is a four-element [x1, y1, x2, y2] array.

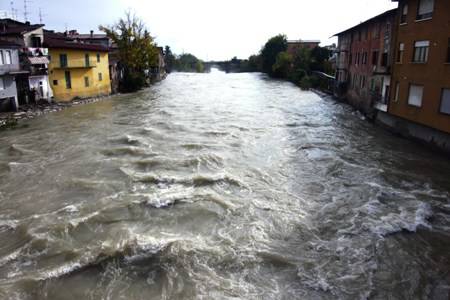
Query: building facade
[[388, 0, 450, 135], [334, 10, 396, 116], [0, 41, 21, 111], [287, 40, 321, 56], [45, 33, 111, 101], [0, 19, 53, 104]]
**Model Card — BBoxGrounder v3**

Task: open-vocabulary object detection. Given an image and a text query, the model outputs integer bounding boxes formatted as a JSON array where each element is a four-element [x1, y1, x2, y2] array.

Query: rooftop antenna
[[38, 7, 44, 24], [10, 0, 16, 20], [23, 0, 31, 22]]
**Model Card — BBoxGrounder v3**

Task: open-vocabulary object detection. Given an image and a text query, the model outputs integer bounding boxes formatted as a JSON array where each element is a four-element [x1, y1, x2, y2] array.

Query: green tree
[[310, 47, 331, 73], [260, 34, 288, 76], [272, 51, 292, 79], [174, 53, 205, 73], [100, 12, 159, 92], [164, 45, 175, 73], [247, 55, 261, 72]]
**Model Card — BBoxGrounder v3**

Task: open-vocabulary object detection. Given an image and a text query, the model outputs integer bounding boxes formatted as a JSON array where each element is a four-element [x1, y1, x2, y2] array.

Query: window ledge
[[408, 103, 422, 108], [415, 17, 432, 23], [411, 62, 427, 64], [399, 23, 408, 26]]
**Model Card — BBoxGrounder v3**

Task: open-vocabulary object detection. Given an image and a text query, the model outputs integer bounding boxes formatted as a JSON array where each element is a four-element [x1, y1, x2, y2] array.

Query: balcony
[[24, 47, 49, 57], [55, 59, 97, 69]]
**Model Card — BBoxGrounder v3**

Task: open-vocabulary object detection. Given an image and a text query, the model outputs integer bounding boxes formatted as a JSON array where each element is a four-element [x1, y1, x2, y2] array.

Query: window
[[349, 53, 352, 65], [373, 24, 380, 39], [394, 82, 400, 102], [360, 76, 366, 89], [381, 52, 388, 67], [370, 78, 375, 91], [5, 50, 11, 64], [362, 52, 368, 64], [65, 71, 71, 89], [440, 89, 450, 114], [397, 43, 404, 63], [53, 80, 58, 85], [417, 0, 434, 20], [96, 53, 100, 63], [85, 53, 90, 67], [0, 78, 4, 90], [0, 50, 3, 65], [413, 41, 429, 63], [84, 76, 89, 87], [98, 72, 103, 81], [401, 4, 408, 24], [408, 84, 424, 107], [60, 54, 68, 68], [447, 38, 450, 63], [31, 36, 42, 48], [372, 51, 379, 65]]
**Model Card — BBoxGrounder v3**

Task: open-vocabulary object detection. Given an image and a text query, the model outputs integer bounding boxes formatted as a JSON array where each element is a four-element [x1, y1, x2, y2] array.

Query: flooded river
[[1, 71, 450, 299]]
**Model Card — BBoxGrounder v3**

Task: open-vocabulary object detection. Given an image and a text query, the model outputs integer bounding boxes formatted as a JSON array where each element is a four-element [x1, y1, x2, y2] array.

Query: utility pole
[[38, 7, 43, 24]]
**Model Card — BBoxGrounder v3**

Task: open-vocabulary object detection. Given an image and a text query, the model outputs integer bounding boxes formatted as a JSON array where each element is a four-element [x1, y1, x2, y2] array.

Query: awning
[[28, 56, 50, 65]]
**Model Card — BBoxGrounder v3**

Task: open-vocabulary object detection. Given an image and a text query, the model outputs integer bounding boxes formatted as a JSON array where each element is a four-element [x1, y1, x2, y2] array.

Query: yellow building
[[45, 34, 111, 101]]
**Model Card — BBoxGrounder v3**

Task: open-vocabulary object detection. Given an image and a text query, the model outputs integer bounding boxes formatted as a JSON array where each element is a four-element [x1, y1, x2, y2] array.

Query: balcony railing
[[24, 47, 49, 57], [55, 59, 97, 69]]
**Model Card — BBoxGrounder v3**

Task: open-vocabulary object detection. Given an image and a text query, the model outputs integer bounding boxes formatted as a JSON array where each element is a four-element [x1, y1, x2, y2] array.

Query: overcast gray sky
[[0, 0, 397, 61]]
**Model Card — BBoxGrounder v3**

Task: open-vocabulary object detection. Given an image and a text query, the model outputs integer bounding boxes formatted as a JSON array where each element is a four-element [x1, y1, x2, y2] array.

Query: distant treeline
[[164, 48, 207, 73], [214, 34, 334, 90]]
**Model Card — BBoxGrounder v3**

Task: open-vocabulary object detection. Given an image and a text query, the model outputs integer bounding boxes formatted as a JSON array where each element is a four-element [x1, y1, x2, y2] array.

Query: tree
[[247, 55, 262, 72], [272, 51, 292, 79], [310, 47, 332, 73], [164, 45, 175, 73], [100, 12, 159, 92], [260, 34, 288, 76], [173, 53, 205, 73]]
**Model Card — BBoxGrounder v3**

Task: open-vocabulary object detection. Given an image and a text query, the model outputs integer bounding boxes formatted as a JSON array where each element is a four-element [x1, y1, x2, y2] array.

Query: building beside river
[[44, 32, 111, 101], [0, 19, 53, 107], [334, 9, 396, 116], [379, 0, 450, 150], [287, 39, 321, 56], [334, 0, 450, 152], [0, 40, 21, 111]]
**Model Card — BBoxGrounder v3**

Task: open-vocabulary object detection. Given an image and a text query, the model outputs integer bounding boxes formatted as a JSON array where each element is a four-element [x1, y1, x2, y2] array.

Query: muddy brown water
[[1, 71, 450, 299]]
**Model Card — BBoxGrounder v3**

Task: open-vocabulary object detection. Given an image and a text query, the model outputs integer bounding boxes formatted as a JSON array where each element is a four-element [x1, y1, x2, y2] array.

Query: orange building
[[387, 0, 450, 135]]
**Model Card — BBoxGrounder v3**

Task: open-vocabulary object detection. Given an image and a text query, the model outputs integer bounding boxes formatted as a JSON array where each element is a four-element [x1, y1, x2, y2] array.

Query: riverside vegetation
[[218, 34, 334, 90]]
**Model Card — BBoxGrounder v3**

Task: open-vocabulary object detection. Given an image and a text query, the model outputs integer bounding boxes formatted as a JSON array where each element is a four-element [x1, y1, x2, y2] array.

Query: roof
[[72, 34, 108, 40], [287, 40, 320, 44], [43, 32, 109, 52], [0, 39, 20, 48], [333, 9, 397, 37], [0, 19, 44, 36], [28, 56, 50, 65]]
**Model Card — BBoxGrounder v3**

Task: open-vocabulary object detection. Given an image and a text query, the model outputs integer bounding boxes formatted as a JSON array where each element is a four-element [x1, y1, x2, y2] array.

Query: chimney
[[90, 30, 93, 38]]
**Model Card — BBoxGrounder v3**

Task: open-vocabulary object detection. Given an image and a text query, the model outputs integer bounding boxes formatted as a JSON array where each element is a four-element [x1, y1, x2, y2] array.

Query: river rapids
[[1, 71, 450, 299]]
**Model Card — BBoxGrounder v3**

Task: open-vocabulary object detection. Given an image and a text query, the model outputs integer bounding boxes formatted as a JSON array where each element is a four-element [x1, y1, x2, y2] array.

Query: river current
[[1, 71, 450, 299]]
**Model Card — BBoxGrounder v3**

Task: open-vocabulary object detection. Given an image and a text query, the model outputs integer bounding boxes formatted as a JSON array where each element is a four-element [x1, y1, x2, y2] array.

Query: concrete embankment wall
[[376, 111, 450, 154]]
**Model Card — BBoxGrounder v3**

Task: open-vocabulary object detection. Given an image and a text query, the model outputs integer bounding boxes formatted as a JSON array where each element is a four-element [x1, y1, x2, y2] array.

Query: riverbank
[[312, 88, 450, 155], [0, 95, 117, 129]]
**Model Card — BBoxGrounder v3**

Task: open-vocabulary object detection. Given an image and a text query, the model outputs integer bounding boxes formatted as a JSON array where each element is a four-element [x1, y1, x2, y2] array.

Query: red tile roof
[[43, 32, 109, 52]]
